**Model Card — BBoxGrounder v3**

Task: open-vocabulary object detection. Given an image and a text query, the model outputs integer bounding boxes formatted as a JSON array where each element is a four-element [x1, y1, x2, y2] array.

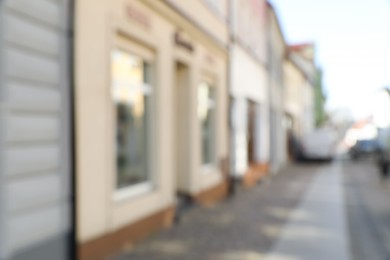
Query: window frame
[[111, 35, 157, 201], [198, 78, 218, 170]]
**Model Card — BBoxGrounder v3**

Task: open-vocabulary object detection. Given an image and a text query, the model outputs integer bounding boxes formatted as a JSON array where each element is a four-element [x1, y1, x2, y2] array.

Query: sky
[[269, 0, 390, 120]]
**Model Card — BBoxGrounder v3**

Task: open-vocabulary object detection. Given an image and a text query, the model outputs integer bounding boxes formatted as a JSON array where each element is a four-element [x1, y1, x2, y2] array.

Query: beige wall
[[288, 50, 316, 135], [284, 59, 305, 135], [75, 0, 228, 243], [160, 0, 229, 46], [284, 58, 315, 137], [284, 60, 302, 117], [284, 59, 306, 136], [201, 0, 229, 20]]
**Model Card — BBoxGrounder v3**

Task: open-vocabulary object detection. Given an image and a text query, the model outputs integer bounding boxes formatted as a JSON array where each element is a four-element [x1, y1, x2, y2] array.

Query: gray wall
[[0, 0, 73, 259]]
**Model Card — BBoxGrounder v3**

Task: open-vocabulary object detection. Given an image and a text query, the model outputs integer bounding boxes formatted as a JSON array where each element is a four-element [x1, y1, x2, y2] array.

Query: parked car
[[300, 128, 337, 161], [349, 139, 379, 160], [376, 128, 390, 178]]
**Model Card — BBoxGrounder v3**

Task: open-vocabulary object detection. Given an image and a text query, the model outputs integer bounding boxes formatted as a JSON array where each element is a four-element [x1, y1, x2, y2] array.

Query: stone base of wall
[[242, 163, 269, 188], [78, 206, 175, 260], [193, 180, 229, 207]]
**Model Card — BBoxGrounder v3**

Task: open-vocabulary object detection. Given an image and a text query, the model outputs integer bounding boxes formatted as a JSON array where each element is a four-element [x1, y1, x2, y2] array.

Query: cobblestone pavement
[[113, 163, 323, 260]]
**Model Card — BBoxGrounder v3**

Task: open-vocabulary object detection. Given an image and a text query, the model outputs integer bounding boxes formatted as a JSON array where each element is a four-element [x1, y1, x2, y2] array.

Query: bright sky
[[270, 0, 390, 120]]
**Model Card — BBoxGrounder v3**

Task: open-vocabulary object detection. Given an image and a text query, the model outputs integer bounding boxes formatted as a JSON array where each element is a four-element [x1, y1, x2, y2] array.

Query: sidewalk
[[264, 162, 350, 260], [342, 159, 390, 259], [113, 163, 350, 260]]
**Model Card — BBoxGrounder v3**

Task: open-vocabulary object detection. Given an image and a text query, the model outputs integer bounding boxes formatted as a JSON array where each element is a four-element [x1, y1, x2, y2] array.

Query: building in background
[[288, 43, 316, 136], [0, 1, 73, 260], [229, 0, 269, 186], [267, 3, 287, 172], [75, 0, 229, 259], [283, 53, 307, 161]]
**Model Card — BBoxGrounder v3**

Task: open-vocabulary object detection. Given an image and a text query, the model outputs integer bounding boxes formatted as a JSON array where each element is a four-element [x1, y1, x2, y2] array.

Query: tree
[[314, 68, 326, 127]]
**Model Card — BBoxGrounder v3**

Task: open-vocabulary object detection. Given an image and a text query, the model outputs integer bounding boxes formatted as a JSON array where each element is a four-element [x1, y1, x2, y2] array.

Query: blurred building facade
[[267, 3, 288, 172], [0, 1, 320, 260], [288, 43, 316, 136], [229, 0, 270, 186], [284, 54, 306, 159], [0, 1, 73, 260], [283, 43, 317, 160], [75, 0, 229, 259]]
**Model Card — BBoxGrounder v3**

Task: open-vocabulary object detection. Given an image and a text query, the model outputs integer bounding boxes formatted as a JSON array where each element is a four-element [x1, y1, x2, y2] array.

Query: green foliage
[[314, 69, 327, 127]]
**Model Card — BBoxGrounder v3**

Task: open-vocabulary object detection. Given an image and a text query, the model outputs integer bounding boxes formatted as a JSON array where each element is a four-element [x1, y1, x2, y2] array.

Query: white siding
[[5, 146, 60, 176], [7, 205, 64, 253], [5, 49, 60, 85], [6, 174, 62, 213], [7, 81, 61, 112], [5, 0, 62, 29], [0, 4, 6, 258], [0, 0, 72, 258], [5, 115, 59, 143], [4, 14, 60, 57]]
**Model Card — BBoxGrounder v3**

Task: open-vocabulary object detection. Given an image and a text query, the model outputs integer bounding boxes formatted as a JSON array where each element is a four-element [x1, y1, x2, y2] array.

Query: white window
[[198, 82, 217, 165], [111, 48, 154, 190]]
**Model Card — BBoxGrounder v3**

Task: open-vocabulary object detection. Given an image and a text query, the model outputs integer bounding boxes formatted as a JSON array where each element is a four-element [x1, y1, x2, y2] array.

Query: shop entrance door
[[174, 62, 192, 218]]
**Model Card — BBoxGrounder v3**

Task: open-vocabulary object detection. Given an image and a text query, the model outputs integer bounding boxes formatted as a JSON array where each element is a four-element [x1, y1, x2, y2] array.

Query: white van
[[300, 128, 337, 160]]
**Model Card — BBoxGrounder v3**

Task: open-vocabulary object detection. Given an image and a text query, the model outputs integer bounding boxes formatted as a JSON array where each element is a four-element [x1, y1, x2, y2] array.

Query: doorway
[[285, 114, 295, 161], [174, 62, 192, 218], [247, 100, 257, 166]]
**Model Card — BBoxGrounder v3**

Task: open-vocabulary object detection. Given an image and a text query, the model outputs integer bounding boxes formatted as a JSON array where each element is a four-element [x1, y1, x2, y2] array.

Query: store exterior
[[289, 44, 316, 136], [75, 0, 229, 259], [0, 0, 74, 259], [283, 54, 307, 161], [229, 0, 269, 186], [267, 3, 287, 173]]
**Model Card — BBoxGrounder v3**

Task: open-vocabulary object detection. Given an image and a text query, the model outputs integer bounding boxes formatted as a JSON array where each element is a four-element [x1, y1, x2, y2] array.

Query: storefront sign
[[205, 53, 215, 65], [174, 32, 194, 52], [126, 4, 151, 29]]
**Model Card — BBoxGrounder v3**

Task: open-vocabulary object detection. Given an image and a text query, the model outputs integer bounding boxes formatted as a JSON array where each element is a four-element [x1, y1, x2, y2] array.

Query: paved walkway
[[114, 163, 350, 260], [342, 159, 390, 260], [264, 162, 350, 260]]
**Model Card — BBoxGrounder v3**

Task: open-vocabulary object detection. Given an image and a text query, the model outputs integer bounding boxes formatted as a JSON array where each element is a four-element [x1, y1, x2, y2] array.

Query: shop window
[[111, 48, 153, 190], [198, 82, 216, 165]]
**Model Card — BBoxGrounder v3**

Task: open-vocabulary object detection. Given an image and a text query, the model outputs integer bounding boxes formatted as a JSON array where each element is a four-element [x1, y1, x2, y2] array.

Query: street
[[113, 159, 390, 260]]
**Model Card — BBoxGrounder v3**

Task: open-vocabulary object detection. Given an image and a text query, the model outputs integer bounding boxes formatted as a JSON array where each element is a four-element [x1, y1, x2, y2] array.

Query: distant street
[[114, 159, 390, 260]]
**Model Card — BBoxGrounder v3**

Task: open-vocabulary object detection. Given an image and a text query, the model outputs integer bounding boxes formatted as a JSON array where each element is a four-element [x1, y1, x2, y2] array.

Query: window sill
[[113, 182, 153, 202], [201, 163, 218, 174]]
